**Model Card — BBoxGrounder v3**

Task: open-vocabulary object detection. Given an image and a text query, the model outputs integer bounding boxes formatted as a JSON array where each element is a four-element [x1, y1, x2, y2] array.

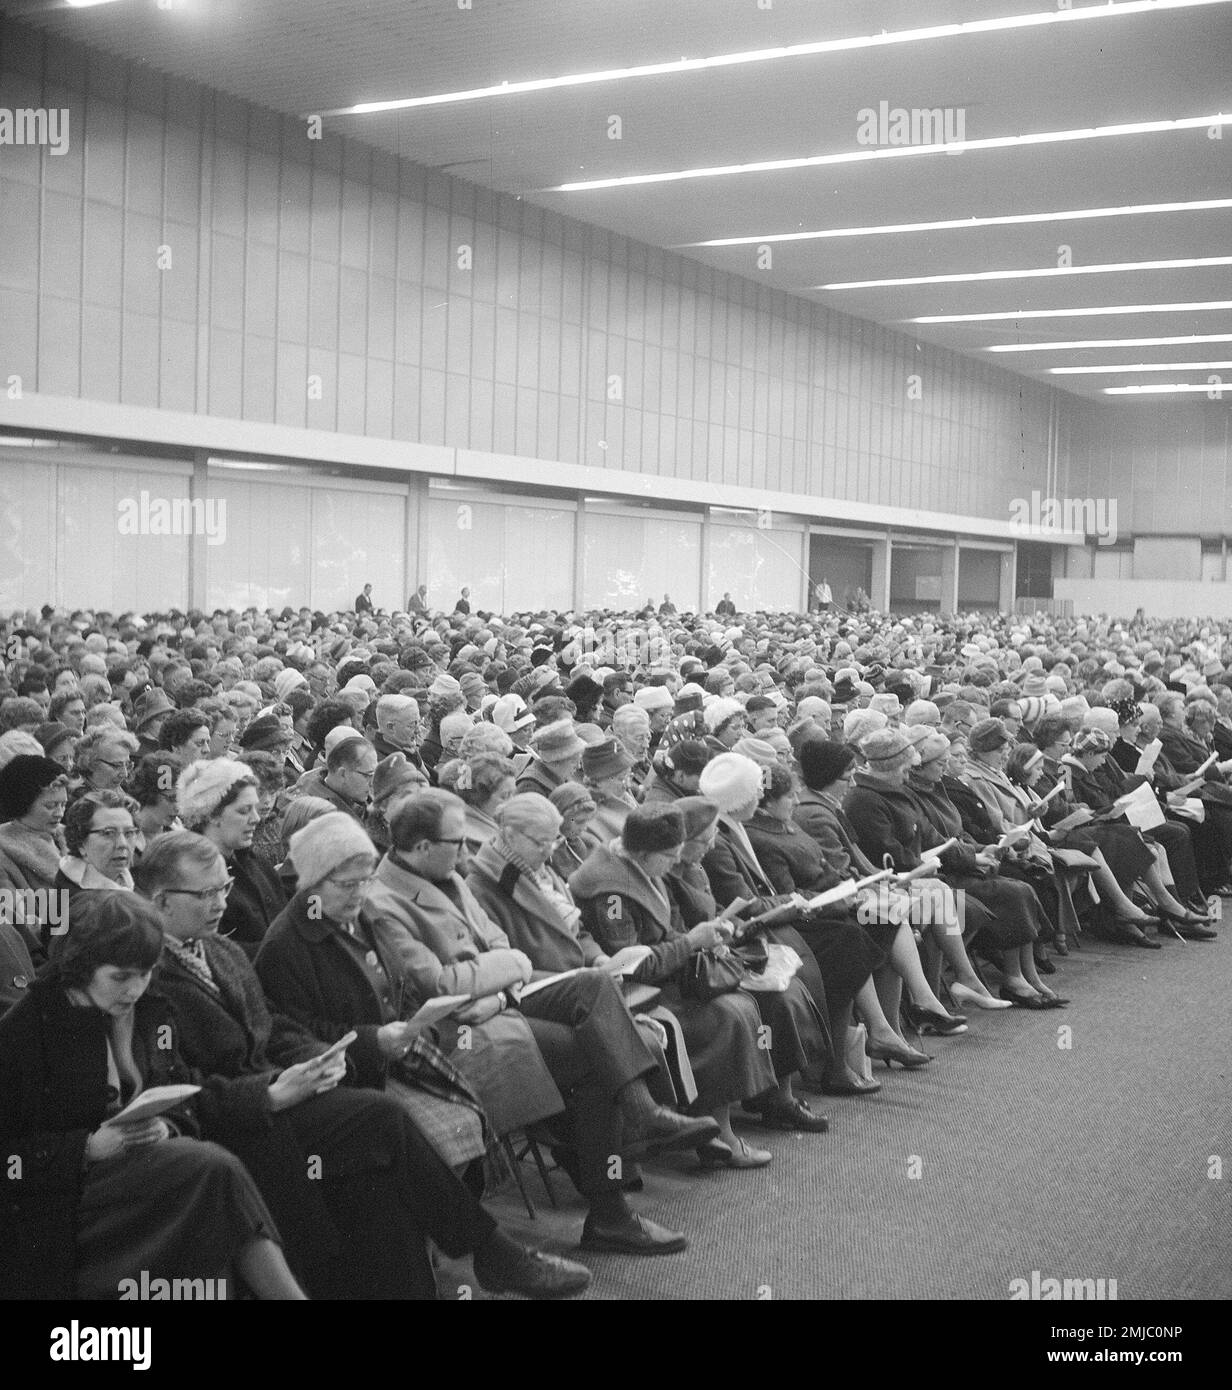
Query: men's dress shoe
[[473, 1235, 593, 1299], [630, 1108, 720, 1155], [697, 1136, 772, 1170], [740, 1096, 829, 1132], [580, 1213, 688, 1256]]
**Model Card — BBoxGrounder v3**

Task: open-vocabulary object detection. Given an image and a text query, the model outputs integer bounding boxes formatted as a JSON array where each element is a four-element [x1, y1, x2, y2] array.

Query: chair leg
[[501, 1136, 536, 1220], [525, 1136, 560, 1210]]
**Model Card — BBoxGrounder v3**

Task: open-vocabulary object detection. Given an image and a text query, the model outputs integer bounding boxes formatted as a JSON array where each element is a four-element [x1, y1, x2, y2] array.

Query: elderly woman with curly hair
[[71, 726, 139, 800], [436, 753, 518, 858], [58, 789, 141, 900]]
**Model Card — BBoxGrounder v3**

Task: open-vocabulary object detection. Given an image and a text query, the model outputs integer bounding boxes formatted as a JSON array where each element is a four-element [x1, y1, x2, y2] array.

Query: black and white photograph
[[0, 0, 1230, 1334]]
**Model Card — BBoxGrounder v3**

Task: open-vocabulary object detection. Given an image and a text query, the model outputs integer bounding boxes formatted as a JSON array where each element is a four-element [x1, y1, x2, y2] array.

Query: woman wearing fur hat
[[177, 759, 287, 959]]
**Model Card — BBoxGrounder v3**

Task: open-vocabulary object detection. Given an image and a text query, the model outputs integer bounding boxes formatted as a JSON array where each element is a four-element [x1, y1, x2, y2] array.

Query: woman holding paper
[[255, 813, 492, 1173], [0, 890, 307, 1300], [842, 730, 1010, 1013], [573, 802, 821, 1160], [748, 761, 969, 1036]]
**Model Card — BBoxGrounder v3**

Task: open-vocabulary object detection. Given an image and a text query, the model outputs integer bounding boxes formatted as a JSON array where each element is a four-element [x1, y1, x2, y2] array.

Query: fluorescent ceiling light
[[549, 115, 1232, 193], [322, 1, 1232, 118], [912, 300, 1232, 323], [989, 334, 1232, 351], [1105, 383, 1230, 392], [64, 0, 123, 7], [822, 256, 1232, 290], [1051, 361, 1232, 372], [687, 198, 1232, 248]]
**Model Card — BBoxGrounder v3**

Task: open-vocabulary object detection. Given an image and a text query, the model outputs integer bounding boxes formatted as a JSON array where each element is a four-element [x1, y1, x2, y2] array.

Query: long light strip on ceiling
[[912, 300, 1232, 323], [687, 198, 1232, 248], [1105, 383, 1231, 392], [989, 334, 1232, 351], [549, 115, 1232, 193], [1051, 361, 1232, 373], [320, 0, 1232, 118], [822, 255, 1232, 291]]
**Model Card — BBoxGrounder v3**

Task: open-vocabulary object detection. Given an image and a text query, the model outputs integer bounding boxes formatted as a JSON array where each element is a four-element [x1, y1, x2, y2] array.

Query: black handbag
[[680, 937, 769, 1002]]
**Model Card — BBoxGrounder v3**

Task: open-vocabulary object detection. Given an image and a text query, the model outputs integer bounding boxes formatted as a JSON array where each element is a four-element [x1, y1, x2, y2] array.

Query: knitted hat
[[1018, 696, 1047, 727], [582, 738, 634, 782], [0, 754, 68, 820], [132, 687, 174, 729], [1020, 672, 1049, 698], [549, 781, 597, 817], [177, 758, 255, 828], [730, 736, 778, 769], [633, 686, 674, 713], [675, 795, 721, 840], [968, 718, 1013, 753], [289, 811, 376, 890], [372, 751, 428, 806], [532, 719, 585, 763], [35, 721, 75, 758], [697, 753, 763, 812], [274, 668, 309, 701], [492, 694, 535, 733], [622, 806, 686, 855]]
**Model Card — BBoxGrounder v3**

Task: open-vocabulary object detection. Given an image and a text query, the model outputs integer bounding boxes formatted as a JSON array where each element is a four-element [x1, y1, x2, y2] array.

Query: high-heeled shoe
[[866, 1038, 931, 1069], [1033, 953, 1057, 975], [950, 981, 1013, 1011], [1159, 912, 1218, 940], [817, 1076, 882, 1096], [1112, 920, 1162, 949], [999, 986, 1051, 1010], [901, 1002, 968, 1036], [1051, 933, 1070, 957]]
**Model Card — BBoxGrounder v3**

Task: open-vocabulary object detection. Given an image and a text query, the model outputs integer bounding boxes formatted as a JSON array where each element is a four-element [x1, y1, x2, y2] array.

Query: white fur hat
[[289, 811, 376, 890], [697, 753, 763, 813], [176, 758, 255, 829]]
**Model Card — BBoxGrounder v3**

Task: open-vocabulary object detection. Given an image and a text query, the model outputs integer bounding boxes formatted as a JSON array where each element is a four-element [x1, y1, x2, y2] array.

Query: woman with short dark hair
[[0, 890, 306, 1300]]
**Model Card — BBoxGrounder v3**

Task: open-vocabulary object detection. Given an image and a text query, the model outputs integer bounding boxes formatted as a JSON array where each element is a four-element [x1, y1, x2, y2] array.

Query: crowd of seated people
[[0, 592, 1226, 1300]]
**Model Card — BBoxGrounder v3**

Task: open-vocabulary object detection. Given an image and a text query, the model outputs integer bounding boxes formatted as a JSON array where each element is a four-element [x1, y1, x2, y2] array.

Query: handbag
[[680, 937, 769, 1002]]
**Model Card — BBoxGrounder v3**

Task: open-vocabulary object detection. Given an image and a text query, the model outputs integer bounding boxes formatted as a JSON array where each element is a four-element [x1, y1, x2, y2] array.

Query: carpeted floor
[[442, 929, 1232, 1300]]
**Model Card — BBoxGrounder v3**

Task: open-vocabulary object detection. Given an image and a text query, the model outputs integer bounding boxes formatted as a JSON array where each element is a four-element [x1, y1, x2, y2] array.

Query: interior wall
[[0, 15, 1057, 530]]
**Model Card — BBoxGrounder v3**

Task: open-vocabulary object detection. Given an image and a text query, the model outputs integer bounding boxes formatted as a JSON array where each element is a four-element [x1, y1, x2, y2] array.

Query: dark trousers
[[286, 1088, 495, 1299], [517, 970, 657, 1199]]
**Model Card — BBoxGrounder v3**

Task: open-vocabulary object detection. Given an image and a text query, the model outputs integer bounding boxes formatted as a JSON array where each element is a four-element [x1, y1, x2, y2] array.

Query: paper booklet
[[518, 969, 584, 999], [1049, 807, 1094, 833], [103, 1084, 200, 1127], [406, 994, 471, 1031], [920, 837, 959, 861], [601, 945, 655, 976]]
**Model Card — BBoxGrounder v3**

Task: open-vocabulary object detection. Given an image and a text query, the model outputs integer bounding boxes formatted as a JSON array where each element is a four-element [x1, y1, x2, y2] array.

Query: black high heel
[[901, 1002, 967, 1036], [866, 1038, 931, 1068]]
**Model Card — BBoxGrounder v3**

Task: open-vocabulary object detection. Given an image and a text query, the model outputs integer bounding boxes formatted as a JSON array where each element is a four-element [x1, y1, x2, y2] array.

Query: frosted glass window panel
[[309, 486, 406, 613], [0, 457, 56, 611], [205, 477, 311, 611], [583, 511, 700, 612], [708, 523, 805, 612], [59, 464, 191, 613], [502, 506, 575, 612], [425, 496, 506, 613]]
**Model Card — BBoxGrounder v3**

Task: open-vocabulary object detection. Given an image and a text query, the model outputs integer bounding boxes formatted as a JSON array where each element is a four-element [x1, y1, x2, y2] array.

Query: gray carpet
[[442, 931, 1232, 1300]]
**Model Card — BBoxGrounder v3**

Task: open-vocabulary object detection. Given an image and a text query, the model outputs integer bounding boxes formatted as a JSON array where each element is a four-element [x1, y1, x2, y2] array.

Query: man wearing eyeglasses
[[940, 699, 978, 743], [294, 730, 377, 825], [137, 830, 593, 1300], [365, 788, 718, 1257]]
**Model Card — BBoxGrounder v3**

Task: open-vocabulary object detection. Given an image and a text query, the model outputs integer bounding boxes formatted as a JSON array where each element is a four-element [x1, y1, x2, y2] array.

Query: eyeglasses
[[96, 759, 132, 771], [430, 836, 466, 846], [328, 874, 376, 891], [164, 879, 235, 902], [87, 826, 140, 842]]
